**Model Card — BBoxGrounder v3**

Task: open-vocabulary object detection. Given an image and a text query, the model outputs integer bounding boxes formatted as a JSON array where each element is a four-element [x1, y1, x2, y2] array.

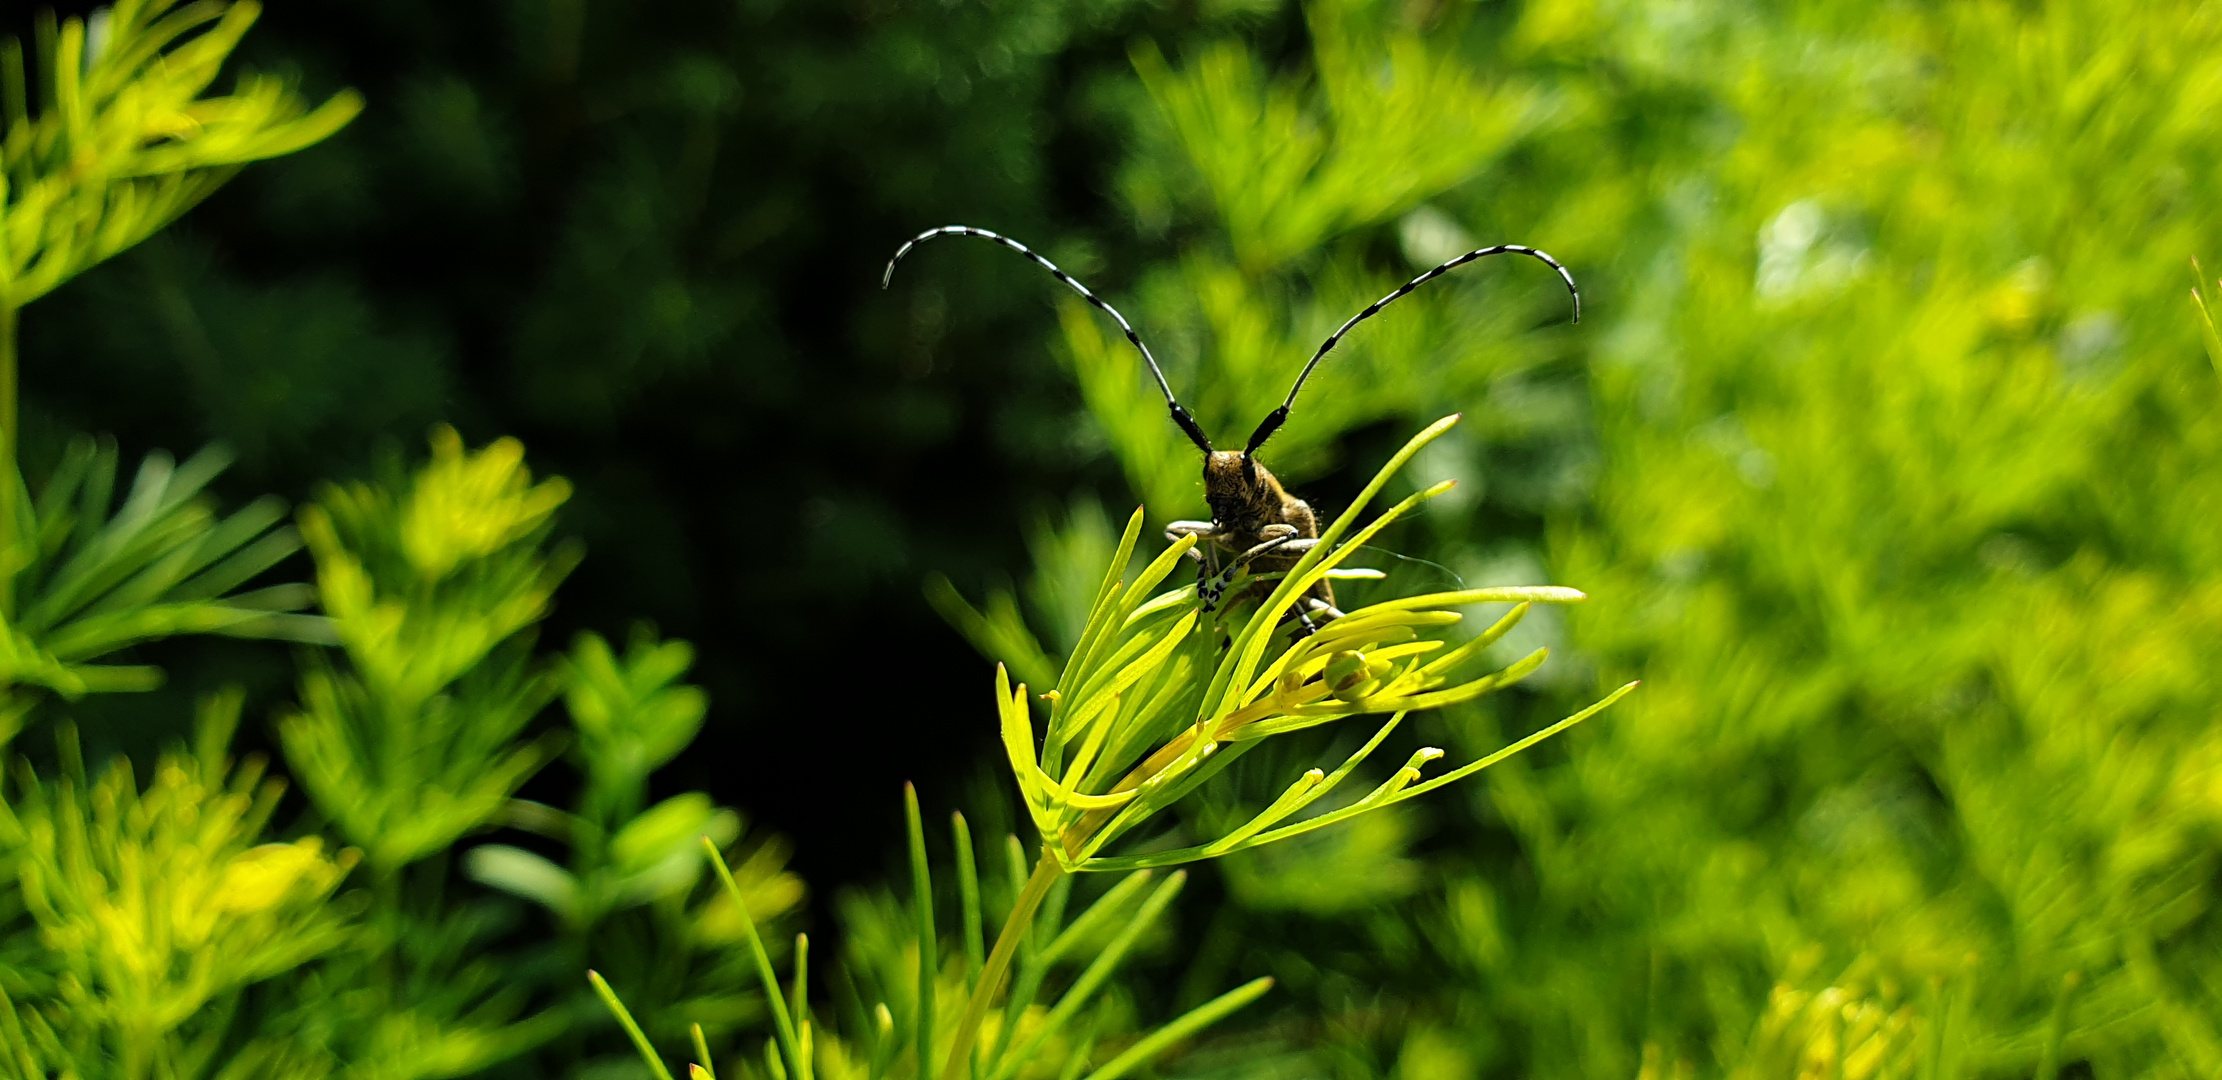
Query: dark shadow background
[[8, 0, 1308, 891]]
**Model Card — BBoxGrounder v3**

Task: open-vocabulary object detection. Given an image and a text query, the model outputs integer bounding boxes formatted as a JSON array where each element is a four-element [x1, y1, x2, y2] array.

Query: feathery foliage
[[596, 793, 1273, 1080], [929, 0, 2222, 1077], [5, 0, 2211, 1077], [279, 426, 574, 872], [0, 0, 360, 311], [601, 415, 1625, 1080], [0, 695, 355, 1079]]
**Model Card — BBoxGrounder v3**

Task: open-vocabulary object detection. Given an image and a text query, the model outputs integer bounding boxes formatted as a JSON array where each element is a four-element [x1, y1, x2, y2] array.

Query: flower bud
[[1324, 650, 1385, 701]]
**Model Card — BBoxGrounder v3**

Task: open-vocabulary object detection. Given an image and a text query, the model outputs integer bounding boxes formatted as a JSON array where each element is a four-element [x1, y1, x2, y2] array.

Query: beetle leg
[[1234, 533, 1300, 564], [1199, 553, 1242, 611], [1166, 520, 1221, 594], [1165, 519, 1217, 547], [1198, 533, 1302, 613], [1290, 597, 1345, 637]]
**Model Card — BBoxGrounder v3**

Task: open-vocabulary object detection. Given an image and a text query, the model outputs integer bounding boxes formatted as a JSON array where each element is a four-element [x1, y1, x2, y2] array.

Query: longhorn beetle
[[883, 225, 1579, 630]]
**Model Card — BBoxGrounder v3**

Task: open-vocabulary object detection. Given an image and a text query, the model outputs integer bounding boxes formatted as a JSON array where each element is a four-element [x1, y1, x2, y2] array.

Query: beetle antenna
[[885, 225, 1213, 454], [1244, 243, 1580, 456]]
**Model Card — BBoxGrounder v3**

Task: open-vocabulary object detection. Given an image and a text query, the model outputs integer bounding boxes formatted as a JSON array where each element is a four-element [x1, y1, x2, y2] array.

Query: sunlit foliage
[[0, 696, 353, 1078], [0, 0, 360, 311], [935, 0, 2222, 1077], [3, 0, 2217, 1077]]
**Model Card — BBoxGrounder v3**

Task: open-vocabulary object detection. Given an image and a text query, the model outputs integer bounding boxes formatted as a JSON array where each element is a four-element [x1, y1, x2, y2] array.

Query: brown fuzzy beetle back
[[1200, 451, 1329, 610], [1203, 452, 1317, 551]]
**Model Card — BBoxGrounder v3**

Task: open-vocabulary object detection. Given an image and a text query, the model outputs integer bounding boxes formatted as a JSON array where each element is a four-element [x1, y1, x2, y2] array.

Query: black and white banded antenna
[[883, 225, 1214, 454], [1243, 243, 1581, 457]]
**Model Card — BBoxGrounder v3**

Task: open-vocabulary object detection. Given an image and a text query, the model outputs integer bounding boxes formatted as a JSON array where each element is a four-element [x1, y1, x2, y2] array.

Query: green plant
[[0, 0, 359, 311], [593, 789, 1274, 1080], [942, 415, 1627, 1079], [1066, 8, 1568, 519], [937, 1, 2222, 1077], [604, 416, 1629, 1080], [0, 695, 356, 1079], [0, 438, 329, 738], [261, 426, 806, 1078], [278, 425, 574, 874], [0, 0, 358, 562], [0, 0, 354, 742], [467, 625, 806, 1058], [0, 2, 1218, 1077], [1721, 958, 1931, 1080], [0, 8, 373, 1074], [0, 416, 808, 1079], [467, 628, 730, 933]]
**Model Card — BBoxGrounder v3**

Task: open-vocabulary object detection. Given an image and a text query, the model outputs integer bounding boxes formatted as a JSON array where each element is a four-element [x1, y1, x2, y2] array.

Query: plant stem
[[1067, 723, 1212, 852], [2036, 971, 2081, 1080], [374, 863, 402, 1006], [0, 298, 17, 617], [937, 848, 1063, 1080], [121, 1018, 152, 1080]]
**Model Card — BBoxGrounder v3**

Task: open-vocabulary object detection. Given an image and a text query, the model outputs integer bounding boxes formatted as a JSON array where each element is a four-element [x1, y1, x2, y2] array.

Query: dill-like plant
[[0, 694, 356, 1076], [279, 425, 577, 873], [0, 0, 356, 500], [0, 13, 805, 1071], [0, 0, 359, 734], [970, 1, 2222, 1076], [598, 415, 1632, 1080]]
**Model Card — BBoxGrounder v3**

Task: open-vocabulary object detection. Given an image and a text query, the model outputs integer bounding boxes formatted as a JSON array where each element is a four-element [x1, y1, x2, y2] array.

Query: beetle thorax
[[1202, 451, 1318, 547]]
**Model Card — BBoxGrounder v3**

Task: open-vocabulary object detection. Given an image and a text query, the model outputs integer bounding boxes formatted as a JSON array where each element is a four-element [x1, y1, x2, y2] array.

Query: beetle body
[[1166, 451, 1335, 619]]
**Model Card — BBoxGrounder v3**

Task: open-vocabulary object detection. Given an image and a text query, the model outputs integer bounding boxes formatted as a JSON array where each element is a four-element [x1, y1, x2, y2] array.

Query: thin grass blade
[[1076, 976, 1273, 1080]]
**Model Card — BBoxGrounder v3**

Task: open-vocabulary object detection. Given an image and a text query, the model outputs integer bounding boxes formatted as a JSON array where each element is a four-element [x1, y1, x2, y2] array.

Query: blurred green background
[[8, 0, 2222, 1077], [14, 0, 1171, 878]]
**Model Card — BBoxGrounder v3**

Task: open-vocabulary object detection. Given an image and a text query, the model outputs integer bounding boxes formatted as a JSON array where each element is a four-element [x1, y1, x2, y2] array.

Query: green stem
[[938, 849, 1063, 1080], [0, 299, 17, 617], [2036, 971, 2080, 1080], [590, 970, 677, 1080], [121, 1019, 152, 1080], [374, 863, 402, 1007]]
